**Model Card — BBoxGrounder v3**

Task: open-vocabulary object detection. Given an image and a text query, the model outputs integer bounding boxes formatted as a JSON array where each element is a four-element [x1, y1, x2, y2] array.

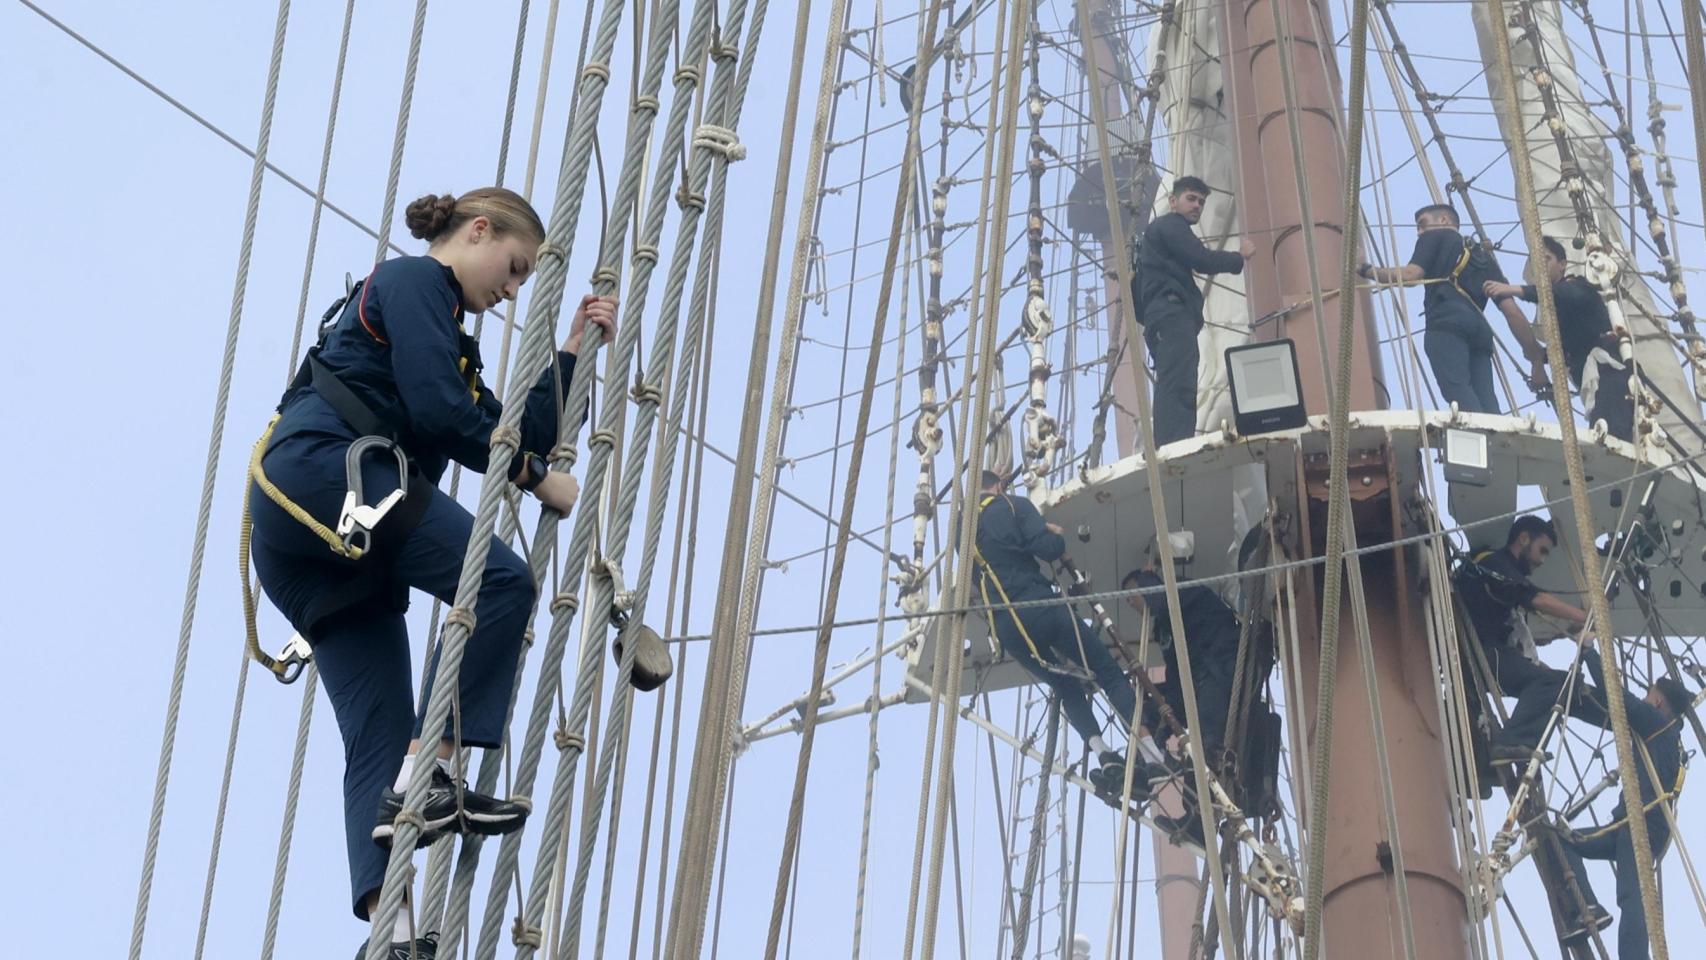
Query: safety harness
[[241, 271, 481, 682], [1577, 720, 1688, 843], [970, 494, 1095, 682]]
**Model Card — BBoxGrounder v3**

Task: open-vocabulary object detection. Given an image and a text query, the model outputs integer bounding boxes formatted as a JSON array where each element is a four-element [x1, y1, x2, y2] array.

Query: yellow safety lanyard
[[972, 494, 1049, 664], [1579, 722, 1688, 840]]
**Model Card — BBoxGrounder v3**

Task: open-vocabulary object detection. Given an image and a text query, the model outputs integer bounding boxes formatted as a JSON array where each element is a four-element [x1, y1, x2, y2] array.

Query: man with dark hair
[[1557, 650, 1689, 956], [1358, 205, 1546, 414], [1456, 516, 1608, 763], [970, 471, 1143, 788], [1130, 176, 1256, 445], [1484, 236, 1635, 441]]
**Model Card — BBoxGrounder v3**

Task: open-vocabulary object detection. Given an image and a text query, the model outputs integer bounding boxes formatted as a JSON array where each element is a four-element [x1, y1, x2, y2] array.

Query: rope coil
[[692, 124, 747, 161]]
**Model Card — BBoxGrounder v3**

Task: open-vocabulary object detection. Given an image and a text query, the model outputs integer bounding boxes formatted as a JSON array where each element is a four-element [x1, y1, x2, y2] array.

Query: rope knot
[[630, 378, 664, 406], [521, 627, 536, 649], [673, 64, 702, 86], [536, 242, 566, 263], [555, 729, 586, 752], [712, 40, 739, 63], [589, 428, 618, 450], [581, 62, 611, 84], [591, 266, 621, 288], [549, 442, 579, 468], [633, 94, 660, 116], [445, 606, 477, 632], [676, 185, 706, 211], [511, 917, 543, 948], [507, 793, 533, 813], [490, 425, 522, 451], [632, 244, 659, 266], [692, 124, 747, 162], [551, 591, 580, 615], [390, 808, 427, 832]]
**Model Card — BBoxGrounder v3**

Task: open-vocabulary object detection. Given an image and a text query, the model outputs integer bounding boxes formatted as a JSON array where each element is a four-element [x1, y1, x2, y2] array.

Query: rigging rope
[[919, 2, 1017, 956], [1073, 0, 1241, 952], [1481, 0, 1670, 953], [1297, 0, 1374, 953], [662, 0, 875, 952], [128, 4, 293, 957]]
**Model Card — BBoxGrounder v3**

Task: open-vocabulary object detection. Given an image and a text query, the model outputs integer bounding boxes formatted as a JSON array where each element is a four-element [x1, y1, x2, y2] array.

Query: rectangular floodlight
[[1225, 338, 1307, 436], [1443, 427, 1491, 486]]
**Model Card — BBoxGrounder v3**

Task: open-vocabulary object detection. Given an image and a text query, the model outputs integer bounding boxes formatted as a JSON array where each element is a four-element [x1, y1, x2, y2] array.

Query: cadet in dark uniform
[[1359, 204, 1546, 414], [1559, 650, 1687, 957], [1130, 176, 1255, 445], [1120, 557, 1239, 762], [1484, 236, 1635, 442], [248, 188, 614, 957], [1455, 516, 1606, 764], [971, 471, 1142, 785]]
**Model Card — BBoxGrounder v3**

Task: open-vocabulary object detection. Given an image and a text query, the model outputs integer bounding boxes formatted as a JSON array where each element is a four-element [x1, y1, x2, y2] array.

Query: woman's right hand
[[533, 471, 580, 513]]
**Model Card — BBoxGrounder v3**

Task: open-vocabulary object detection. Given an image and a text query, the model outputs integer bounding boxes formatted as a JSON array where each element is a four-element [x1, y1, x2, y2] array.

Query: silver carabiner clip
[[336, 435, 410, 556], [259, 632, 313, 684]]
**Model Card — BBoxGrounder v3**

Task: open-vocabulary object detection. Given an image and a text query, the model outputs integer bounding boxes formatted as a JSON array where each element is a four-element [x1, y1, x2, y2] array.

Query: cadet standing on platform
[[1484, 236, 1635, 442], [1358, 204, 1546, 414], [1130, 176, 1256, 445]]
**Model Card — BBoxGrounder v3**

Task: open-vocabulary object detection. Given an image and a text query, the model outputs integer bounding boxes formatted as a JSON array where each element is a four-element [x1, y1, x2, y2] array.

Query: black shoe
[[372, 767, 461, 849], [1560, 904, 1612, 945], [353, 931, 439, 960], [1490, 743, 1551, 766], [1153, 812, 1208, 857], [1096, 750, 1152, 801]]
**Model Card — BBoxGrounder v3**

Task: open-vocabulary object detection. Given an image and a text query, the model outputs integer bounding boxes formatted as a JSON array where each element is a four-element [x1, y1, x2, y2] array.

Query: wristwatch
[[517, 452, 549, 492]]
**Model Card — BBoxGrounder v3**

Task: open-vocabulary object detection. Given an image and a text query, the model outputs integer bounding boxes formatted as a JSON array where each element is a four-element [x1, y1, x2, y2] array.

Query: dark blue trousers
[[251, 434, 534, 919], [1488, 646, 1607, 751], [1424, 321, 1501, 414], [1564, 821, 1669, 959], [990, 597, 1139, 745], [1144, 298, 1200, 446]]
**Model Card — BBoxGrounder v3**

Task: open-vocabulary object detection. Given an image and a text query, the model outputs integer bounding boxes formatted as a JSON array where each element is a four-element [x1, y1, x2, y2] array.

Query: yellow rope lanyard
[[971, 494, 1048, 664], [1579, 721, 1688, 841], [240, 415, 363, 679]]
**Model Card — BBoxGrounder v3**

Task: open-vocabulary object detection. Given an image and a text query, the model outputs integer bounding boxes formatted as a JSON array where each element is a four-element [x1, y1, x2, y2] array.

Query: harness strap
[[973, 493, 1051, 667], [1447, 237, 1476, 304]]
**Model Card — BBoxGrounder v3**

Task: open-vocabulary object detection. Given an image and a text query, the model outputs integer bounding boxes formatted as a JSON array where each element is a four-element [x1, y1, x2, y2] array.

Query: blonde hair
[[404, 187, 546, 247]]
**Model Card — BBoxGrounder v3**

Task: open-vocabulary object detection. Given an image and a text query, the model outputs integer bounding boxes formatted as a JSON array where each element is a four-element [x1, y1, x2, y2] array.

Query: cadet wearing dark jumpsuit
[[1561, 649, 1684, 959], [1455, 516, 1605, 760], [1124, 569, 1240, 757], [1131, 185, 1247, 446], [972, 482, 1140, 746], [249, 255, 583, 919]]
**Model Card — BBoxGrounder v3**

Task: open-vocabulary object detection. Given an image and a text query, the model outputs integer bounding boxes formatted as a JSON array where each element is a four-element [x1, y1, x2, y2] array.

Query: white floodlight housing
[[1225, 339, 1307, 435], [1443, 427, 1491, 486]]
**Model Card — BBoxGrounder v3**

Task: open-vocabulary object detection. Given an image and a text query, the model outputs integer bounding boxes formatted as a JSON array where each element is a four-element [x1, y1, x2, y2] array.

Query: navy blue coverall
[[1128, 570, 1240, 756], [1516, 276, 1634, 442], [1131, 212, 1245, 445], [1407, 229, 1510, 414], [1562, 651, 1682, 960], [1455, 548, 1607, 752], [972, 493, 1139, 744], [249, 256, 582, 919]]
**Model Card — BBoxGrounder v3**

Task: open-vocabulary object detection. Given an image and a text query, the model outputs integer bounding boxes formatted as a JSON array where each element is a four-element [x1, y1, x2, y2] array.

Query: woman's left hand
[[563, 294, 619, 355]]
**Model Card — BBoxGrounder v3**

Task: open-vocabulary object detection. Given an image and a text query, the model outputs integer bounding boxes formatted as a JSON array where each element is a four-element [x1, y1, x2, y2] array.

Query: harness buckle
[[336, 436, 411, 556]]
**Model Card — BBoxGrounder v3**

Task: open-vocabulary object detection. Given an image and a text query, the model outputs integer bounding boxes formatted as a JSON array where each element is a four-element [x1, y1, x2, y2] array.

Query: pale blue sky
[[6, 1, 1706, 958]]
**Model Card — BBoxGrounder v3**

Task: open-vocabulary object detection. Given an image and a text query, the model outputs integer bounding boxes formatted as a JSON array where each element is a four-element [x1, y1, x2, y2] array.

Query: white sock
[[1087, 735, 1111, 757], [392, 753, 453, 793], [391, 908, 415, 945], [1137, 737, 1167, 765]]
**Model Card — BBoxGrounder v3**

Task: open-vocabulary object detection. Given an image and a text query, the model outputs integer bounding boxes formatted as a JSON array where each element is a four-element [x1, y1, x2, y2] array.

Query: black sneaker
[[372, 767, 463, 849], [1096, 750, 1151, 801], [456, 780, 530, 837], [1560, 904, 1612, 945], [1153, 812, 1208, 857], [352, 931, 439, 960]]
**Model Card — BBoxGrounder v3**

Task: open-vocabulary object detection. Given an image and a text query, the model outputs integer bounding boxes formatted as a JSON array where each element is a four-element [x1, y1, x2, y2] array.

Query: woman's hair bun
[[404, 193, 459, 241]]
